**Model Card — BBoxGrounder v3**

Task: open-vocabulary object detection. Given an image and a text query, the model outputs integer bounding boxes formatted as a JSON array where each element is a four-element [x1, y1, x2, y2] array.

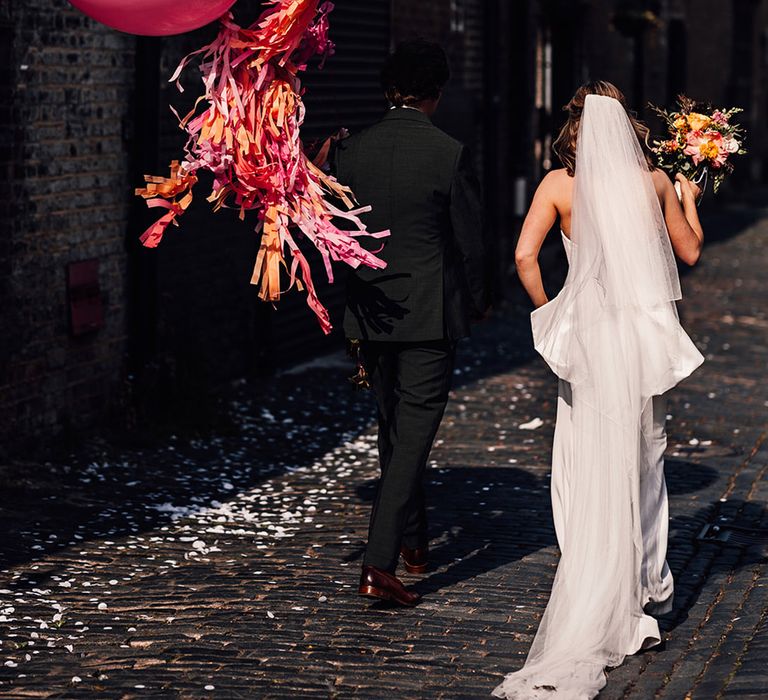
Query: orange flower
[[687, 112, 711, 131], [673, 116, 689, 134]]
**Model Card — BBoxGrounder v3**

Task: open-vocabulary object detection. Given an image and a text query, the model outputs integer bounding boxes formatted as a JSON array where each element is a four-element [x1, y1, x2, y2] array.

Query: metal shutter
[[144, 2, 391, 374]]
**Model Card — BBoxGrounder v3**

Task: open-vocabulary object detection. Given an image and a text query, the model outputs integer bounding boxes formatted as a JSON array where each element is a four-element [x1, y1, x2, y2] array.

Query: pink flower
[[711, 110, 729, 126], [723, 136, 740, 153], [684, 130, 728, 167]]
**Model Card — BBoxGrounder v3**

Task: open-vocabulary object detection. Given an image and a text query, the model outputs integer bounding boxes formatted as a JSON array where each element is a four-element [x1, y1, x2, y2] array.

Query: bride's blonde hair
[[553, 80, 655, 176]]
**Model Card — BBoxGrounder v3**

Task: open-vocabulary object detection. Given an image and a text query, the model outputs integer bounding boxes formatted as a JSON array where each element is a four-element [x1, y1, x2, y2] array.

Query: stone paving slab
[[1, 206, 767, 698]]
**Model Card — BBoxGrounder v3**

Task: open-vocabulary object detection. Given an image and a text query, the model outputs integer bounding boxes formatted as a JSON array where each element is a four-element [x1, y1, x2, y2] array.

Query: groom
[[333, 39, 490, 606]]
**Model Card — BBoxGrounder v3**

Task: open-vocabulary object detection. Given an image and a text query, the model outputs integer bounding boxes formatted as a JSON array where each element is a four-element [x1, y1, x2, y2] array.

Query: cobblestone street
[[1, 206, 767, 699]]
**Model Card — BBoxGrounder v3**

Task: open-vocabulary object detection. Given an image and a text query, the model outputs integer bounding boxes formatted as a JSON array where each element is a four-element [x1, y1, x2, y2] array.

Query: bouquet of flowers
[[651, 95, 746, 195]]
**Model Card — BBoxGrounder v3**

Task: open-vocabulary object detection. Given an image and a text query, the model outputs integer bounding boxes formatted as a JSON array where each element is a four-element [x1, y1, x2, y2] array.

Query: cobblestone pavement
[[1, 207, 767, 699]]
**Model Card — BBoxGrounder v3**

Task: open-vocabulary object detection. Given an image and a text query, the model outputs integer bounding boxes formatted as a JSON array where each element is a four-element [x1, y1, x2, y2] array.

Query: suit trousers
[[361, 339, 456, 572]]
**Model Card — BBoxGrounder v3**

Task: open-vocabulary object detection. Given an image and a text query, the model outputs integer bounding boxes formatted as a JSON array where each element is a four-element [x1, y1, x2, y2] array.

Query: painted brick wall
[[0, 0, 135, 449]]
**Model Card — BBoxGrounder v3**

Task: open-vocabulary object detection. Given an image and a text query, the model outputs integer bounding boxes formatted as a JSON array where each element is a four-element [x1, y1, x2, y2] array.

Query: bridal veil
[[493, 94, 703, 699]]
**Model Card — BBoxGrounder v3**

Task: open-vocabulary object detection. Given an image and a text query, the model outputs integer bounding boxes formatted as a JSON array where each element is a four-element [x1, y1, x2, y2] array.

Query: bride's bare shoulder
[[650, 168, 673, 194], [542, 168, 571, 183], [538, 168, 572, 194], [538, 169, 573, 208]]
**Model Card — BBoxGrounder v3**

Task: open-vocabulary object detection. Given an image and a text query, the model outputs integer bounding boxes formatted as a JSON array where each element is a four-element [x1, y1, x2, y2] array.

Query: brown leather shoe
[[400, 544, 429, 574], [358, 566, 421, 606]]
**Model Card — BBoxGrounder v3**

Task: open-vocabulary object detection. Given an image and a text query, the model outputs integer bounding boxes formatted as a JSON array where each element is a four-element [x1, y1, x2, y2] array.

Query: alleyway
[[1, 206, 767, 698]]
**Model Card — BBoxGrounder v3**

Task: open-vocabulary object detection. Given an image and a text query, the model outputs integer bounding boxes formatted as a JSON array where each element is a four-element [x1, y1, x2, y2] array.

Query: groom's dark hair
[[381, 39, 450, 107]]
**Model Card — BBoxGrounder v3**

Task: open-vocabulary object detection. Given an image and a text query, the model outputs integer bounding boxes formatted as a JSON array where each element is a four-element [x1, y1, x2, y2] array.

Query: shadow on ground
[[0, 206, 761, 592], [0, 302, 536, 573], [346, 466, 555, 592]]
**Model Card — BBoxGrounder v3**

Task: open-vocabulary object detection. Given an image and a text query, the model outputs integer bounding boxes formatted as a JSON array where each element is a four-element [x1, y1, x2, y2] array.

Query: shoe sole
[[358, 585, 419, 607], [402, 562, 428, 574]]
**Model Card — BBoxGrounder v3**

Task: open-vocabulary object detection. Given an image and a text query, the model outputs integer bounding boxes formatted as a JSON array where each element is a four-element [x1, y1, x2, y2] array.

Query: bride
[[494, 81, 705, 699]]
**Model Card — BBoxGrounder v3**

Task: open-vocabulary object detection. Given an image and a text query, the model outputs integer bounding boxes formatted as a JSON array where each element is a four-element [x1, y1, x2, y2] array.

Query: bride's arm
[[515, 173, 559, 308], [654, 170, 704, 265]]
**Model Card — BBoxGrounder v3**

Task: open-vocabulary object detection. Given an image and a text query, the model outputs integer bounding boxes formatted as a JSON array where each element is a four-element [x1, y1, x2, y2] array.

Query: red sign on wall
[[67, 259, 104, 336]]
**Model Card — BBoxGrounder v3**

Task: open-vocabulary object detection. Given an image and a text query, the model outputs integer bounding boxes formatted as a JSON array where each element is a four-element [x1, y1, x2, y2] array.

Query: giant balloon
[[69, 0, 238, 36]]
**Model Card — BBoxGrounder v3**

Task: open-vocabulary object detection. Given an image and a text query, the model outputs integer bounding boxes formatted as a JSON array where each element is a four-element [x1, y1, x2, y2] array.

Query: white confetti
[[519, 417, 544, 430]]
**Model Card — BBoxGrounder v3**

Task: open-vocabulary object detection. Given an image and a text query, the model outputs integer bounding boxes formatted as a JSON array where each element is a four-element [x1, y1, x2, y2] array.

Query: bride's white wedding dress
[[493, 95, 703, 699]]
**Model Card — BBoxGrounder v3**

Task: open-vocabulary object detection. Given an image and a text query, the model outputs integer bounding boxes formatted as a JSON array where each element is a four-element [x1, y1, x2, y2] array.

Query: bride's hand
[[675, 173, 702, 203]]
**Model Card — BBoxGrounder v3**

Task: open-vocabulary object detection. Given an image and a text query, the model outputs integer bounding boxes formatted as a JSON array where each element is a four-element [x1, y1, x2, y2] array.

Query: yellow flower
[[687, 112, 711, 131], [699, 140, 719, 160], [673, 116, 689, 134]]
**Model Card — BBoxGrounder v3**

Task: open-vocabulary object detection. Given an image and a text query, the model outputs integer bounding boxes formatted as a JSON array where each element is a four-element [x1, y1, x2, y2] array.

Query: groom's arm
[[449, 146, 490, 316]]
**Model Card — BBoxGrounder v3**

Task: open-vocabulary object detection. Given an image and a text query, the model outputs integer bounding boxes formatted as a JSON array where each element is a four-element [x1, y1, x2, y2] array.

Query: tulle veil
[[493, 94, 703, 699]]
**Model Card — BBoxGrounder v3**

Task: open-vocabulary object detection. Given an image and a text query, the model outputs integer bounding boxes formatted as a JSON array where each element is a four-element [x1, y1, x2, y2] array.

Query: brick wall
[[0, 0, 396, 449], [0, 0, 135, 449]]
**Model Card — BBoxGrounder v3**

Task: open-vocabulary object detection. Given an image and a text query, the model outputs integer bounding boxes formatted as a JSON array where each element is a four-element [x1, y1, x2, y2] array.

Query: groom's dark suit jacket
[[333, 107, 489, 342]]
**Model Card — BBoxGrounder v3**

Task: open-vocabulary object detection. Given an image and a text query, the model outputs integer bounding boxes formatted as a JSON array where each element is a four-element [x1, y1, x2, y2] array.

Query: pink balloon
[[69, 0, 238, 36]]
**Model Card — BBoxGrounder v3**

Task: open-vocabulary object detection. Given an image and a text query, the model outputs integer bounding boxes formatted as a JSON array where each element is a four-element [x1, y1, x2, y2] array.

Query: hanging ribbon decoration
[[135, 1, 388, 334]]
